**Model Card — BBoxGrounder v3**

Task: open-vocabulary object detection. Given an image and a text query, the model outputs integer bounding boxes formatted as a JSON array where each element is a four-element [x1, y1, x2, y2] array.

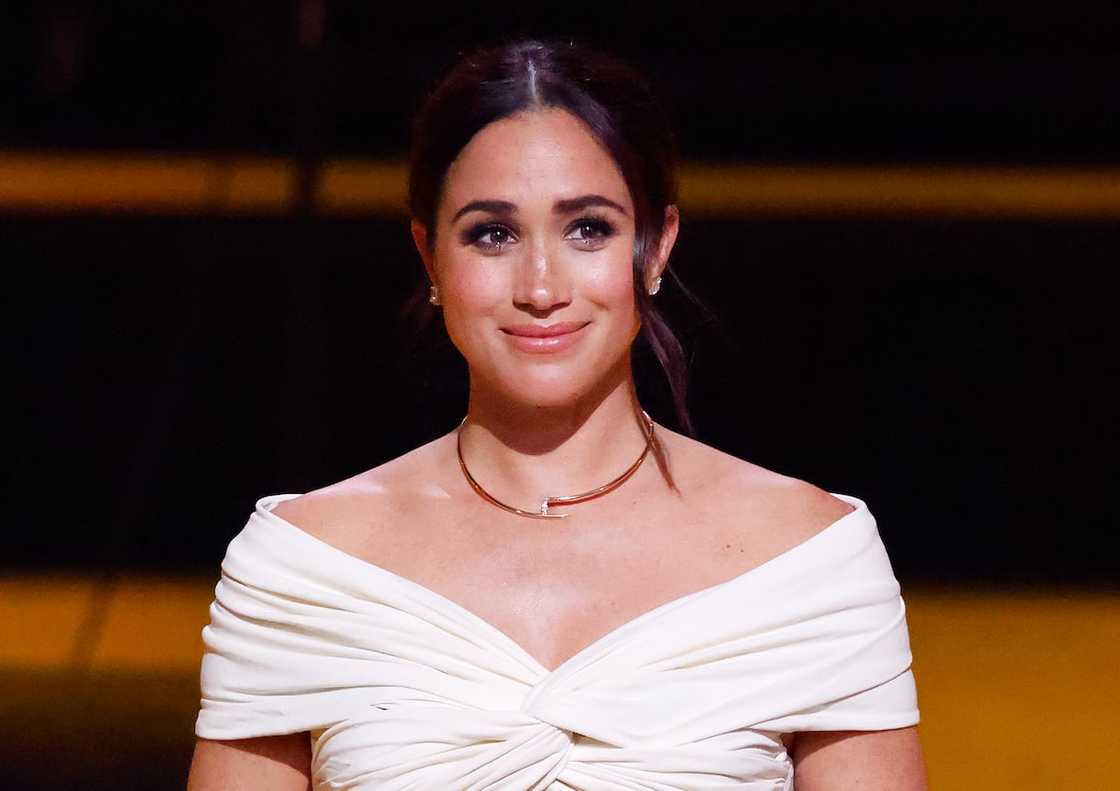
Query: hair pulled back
[[407, 38, 699, 435]]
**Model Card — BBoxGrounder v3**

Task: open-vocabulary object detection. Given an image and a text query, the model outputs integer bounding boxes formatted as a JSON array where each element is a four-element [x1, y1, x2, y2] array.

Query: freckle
[[724, 543, 730, 549], [738, 548, 744, 553]]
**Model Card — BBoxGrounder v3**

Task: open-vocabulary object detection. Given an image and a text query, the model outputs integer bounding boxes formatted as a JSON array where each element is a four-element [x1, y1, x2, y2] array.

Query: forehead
[[440, 107, 632, 215]]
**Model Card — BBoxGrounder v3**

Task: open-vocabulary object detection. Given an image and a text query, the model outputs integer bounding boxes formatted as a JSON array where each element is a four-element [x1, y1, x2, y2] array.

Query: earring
[[429, 284, 441, 306], [648, 276, 662, 296]]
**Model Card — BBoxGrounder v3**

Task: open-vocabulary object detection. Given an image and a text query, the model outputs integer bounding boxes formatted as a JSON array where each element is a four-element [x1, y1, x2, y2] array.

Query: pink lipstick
[[500, 321, 590, 353]]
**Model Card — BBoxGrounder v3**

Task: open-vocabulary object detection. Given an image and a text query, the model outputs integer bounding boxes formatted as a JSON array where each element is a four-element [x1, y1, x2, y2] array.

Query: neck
[[457, 367, 655, 511]]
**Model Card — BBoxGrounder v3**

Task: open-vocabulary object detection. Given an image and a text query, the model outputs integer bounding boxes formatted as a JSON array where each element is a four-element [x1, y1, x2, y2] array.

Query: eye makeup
[[564, 214, 616, 248], [460, 221, 518, 251], [456, 213, 619, 254]]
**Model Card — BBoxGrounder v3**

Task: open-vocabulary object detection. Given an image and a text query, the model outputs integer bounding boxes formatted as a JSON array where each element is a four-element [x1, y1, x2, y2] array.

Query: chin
[[514, 382, 586, 408], [492, 369, 589, 408]]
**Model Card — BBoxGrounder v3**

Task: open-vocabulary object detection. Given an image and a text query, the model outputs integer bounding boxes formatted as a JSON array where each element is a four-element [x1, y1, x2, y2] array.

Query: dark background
[[3, 5, 1118, 789], [5, 3, 1118, 586]]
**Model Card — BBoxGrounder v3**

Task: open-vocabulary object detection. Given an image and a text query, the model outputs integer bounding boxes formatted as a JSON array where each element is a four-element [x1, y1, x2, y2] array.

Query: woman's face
[[414, 107, 674, 409]]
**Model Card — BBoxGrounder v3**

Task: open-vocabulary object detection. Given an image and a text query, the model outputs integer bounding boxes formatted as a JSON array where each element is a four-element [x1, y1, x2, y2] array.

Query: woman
[[189, 38, 927, 790]]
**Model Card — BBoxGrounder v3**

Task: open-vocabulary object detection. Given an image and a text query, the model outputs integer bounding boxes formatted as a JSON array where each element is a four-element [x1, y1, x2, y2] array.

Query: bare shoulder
[[656, 425, 857, 545], [268, 435, 446, 551]]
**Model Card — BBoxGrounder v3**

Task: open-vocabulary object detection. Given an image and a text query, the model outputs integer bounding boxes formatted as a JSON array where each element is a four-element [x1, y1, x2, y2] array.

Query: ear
[[647, 204, 680, 288], [410, 219, 437, 284]]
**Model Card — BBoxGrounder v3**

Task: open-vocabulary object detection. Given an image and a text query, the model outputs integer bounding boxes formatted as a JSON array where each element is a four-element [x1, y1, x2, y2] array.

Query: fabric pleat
[[195, 492, 919, 790]]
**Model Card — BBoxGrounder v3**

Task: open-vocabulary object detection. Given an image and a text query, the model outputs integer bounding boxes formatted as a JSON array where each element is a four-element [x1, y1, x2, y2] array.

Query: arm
[[790, 726, 928, 791], [187, 733, 312, 791]]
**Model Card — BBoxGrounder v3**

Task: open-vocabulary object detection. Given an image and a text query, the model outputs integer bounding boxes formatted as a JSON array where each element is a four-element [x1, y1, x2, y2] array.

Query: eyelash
[[463, 223, 515, 250], [462, 215, 617, 252], [568, 216, 615, 246]]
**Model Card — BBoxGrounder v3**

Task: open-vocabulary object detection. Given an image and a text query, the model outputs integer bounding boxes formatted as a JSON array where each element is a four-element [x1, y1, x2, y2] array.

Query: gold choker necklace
[[455, 410, 656, 520]]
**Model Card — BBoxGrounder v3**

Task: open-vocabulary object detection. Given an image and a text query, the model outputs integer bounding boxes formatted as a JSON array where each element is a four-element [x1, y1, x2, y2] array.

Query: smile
[[500, 322, 590, 354]]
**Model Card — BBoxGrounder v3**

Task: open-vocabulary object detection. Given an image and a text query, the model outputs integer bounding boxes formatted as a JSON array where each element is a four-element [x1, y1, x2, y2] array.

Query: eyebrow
[[451, 194, 629, 224]]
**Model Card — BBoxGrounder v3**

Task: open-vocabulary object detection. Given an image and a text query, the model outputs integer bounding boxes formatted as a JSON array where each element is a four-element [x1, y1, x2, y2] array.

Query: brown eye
[[481, 227, 513, 246], [464, 223, 517, 251], [566, 217, 615, 247]]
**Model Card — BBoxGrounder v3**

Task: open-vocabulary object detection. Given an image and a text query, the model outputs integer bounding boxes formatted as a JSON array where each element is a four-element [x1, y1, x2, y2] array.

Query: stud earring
[[429, 284, 441, 305], [648, 276, 662, 296]]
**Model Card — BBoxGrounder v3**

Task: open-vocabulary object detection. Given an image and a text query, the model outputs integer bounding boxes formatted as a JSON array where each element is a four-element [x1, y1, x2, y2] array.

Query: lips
[[500, 321, 590, 353], [500, 321, 590, 338]]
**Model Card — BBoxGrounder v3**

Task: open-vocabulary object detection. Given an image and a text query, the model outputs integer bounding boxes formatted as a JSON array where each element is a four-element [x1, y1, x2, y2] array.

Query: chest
[[384, 500, 780, 673]]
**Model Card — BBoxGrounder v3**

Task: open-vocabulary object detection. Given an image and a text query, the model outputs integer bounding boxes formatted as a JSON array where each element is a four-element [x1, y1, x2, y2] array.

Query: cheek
[[435, 251, 507, 353], [580, 252, 636, 312], [447, 266, 508, 309], [435, 237, 506, 307], [598, 266, 635, 302]]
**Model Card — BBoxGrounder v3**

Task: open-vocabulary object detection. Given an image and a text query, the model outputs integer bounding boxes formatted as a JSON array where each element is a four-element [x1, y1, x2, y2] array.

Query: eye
[[463, 222, 518, 252], [565, 216, 616, 249]]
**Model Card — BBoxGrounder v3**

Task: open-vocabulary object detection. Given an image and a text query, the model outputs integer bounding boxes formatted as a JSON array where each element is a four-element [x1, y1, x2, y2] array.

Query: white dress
[[195, 492, 919, 790]]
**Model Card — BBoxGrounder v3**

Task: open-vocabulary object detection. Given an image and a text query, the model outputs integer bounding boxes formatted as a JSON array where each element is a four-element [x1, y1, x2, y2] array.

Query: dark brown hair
[[405, 38, 709, 435]]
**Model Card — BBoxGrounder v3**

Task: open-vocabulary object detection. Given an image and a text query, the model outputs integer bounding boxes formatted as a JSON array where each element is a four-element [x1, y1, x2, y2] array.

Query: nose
[[512, 240, 570, 313]]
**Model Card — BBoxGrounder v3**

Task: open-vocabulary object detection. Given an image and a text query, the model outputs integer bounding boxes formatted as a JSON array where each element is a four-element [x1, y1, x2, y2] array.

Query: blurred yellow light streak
[[89, 576, 217, 672], [0, 575, 1116, 789], [905, 589, 1119, 791], [2, 152, 1119, 218], [679, 163, 1120, 219], [0, 153, 294, 213], [317, 158, 409, 214], [0, 575, 95, 668]]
